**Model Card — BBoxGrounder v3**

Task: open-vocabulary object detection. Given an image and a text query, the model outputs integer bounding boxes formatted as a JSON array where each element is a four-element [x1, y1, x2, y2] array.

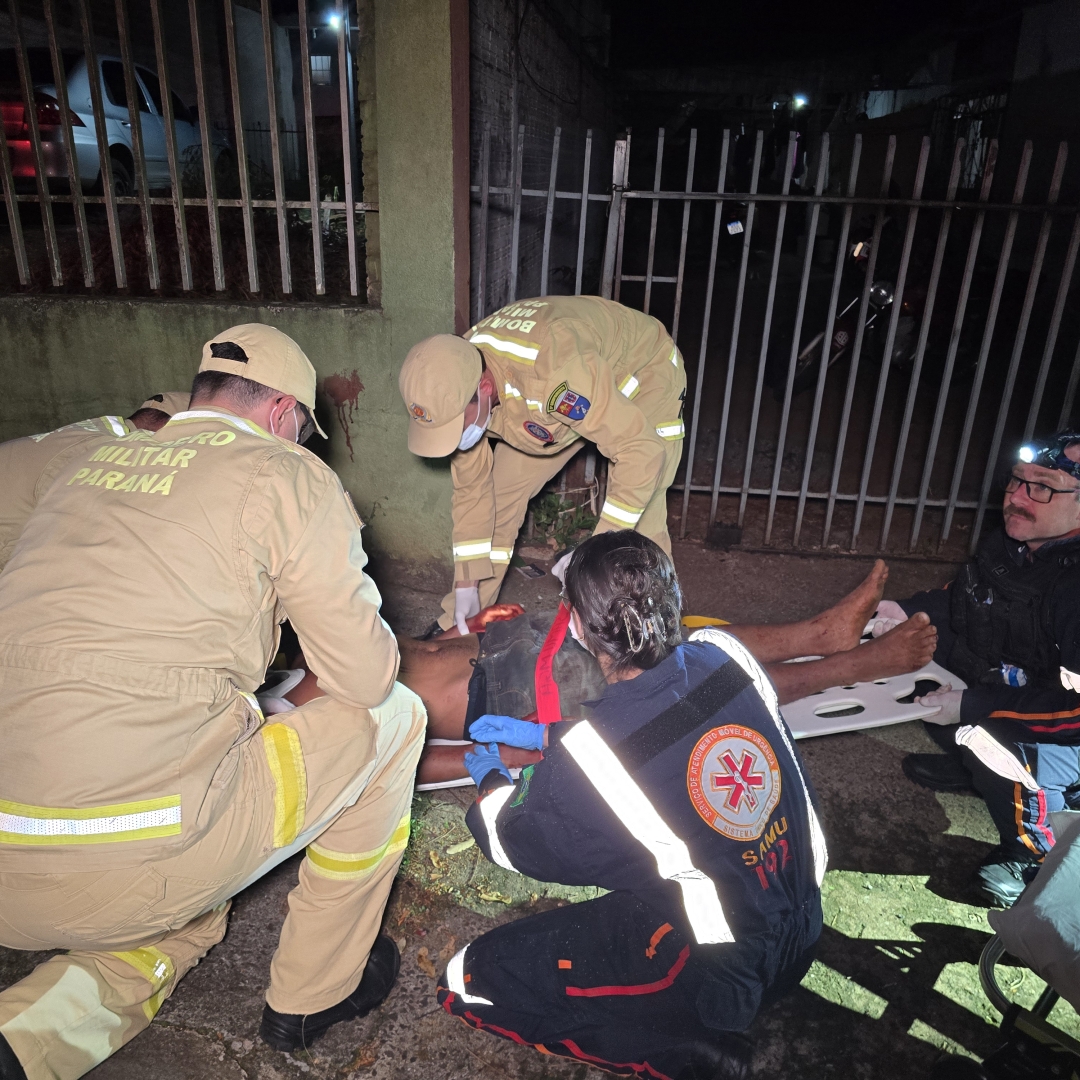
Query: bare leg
[[765, 612, 938, 705], [725, 559, 889, 663], [417, 743, 544, 786]]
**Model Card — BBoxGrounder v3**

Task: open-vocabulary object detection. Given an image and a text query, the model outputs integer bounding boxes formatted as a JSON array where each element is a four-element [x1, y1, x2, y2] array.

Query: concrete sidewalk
[[3, 539, 1078, 1079]]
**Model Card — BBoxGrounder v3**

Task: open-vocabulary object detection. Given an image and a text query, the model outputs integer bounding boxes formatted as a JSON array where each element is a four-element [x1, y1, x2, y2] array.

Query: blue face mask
[[458, 390, 492, 451]]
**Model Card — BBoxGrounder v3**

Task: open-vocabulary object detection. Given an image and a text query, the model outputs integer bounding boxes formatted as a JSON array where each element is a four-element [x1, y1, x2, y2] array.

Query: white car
[[4, 53, 229, 195]]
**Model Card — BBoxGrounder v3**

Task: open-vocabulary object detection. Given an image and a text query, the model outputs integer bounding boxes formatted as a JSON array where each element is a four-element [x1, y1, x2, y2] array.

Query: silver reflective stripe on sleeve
[[560, 721, 734, 945], [103, 415, 127, 436], [691, 628, 830, 886], [1061, 666, 1080, 693], [446, 945, 493, 1005], [477, 785, 519, 873]]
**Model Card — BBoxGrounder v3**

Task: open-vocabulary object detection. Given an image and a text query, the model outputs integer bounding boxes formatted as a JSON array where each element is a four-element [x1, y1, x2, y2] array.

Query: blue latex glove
[[464, 742, 512, 788], [468, 714, 545, 751]]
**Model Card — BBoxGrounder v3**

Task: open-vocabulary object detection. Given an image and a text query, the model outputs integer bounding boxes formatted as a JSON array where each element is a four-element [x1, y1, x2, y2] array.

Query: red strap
[[534, 602, 571, 725]]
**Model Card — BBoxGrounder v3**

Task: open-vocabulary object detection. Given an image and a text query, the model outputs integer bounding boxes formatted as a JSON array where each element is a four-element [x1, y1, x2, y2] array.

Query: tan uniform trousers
[[0, 683, 426, 1080], [438, 376, 684, 630]]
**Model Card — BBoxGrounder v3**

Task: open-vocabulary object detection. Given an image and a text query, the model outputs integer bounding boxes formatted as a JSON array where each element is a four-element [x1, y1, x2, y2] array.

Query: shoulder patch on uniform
[[687, 724, 781, 841], [524, 420, 555, 443], [546, 382, 591, 420]]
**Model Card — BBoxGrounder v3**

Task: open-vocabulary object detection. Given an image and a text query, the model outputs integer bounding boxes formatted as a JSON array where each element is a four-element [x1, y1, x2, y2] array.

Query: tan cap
[[200, 323, 327, 438], [398, 334, 482, 457], [138, 391, 190, 416]]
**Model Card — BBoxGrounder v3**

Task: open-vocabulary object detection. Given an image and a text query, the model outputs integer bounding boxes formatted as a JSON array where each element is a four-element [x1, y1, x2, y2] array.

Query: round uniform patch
[[523, 420, 554, 443], [687, 724, 781, 840], [409, 402, 432, 423]]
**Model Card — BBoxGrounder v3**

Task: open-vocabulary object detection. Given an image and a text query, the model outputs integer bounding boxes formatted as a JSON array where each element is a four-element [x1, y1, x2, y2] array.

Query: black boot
[[0, 1034, 27, 1080], [260, 935, 400, 1052], [976, 847, 1042, 908], [902, 753, 976, 795]]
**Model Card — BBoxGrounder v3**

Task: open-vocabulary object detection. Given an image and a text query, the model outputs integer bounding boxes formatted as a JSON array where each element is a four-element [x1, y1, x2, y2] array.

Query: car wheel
[[109, 155, 134, 198]]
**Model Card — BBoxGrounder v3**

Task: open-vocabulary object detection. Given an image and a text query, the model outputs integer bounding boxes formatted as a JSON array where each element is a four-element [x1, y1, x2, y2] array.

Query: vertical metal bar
[[710, 129, 763, 524], [149, 0, 191, 291], [508, 123, 525, 302], [670, 128, 697, 345], [76, 0, 125, 287], [476, 122, 491, 318], [642, 128, 665, 314], [911, 143, 998, 550], [1059, 335, 1080, 429], [738, 131, 797, 526], [574, 129, 593, 295], [794, 136, 862, 546], [539, 127, 560, 295], [822, 136, 896, 546], [851, 135, 931, 548], [261, 0, 291, 294], [971, 142, 1067, 553], [188, 0, 224, 291], [335, 0, 357, 297], [766, 134, 828, 543], [612, 130, 632, 303], [10, 0, 62, 285], [223, 0, 258, 293], [940, 141, 1033, 551], [45, 0, 93, 286], [600, 134, 628, 299], [114, 0, 159, 290], [679, 130, 728, 538], [1024, 209, 1080, 441], [297, 0, 325, 296], [880, 138, 964, 548], [0, 117, 30, 285]]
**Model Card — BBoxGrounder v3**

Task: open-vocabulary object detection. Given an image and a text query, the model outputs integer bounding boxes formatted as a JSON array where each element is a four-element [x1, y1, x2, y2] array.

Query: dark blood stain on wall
[[323, 370, 364, 459]]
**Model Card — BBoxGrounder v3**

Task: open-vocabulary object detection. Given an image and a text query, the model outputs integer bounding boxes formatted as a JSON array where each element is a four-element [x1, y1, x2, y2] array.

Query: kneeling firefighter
[[436, 532, 827, 1079]]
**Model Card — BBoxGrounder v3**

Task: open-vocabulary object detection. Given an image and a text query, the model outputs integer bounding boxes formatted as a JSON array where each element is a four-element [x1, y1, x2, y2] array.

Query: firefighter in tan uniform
[[398, 295, 687, 632], [0, 392, 190, 573], [0, 326, 425, 1080]]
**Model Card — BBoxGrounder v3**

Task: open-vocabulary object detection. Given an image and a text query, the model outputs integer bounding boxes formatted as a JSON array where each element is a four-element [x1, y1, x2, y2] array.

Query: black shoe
[[416, 620, 443, 641], [674, 1035, 753, 1080], [0, 1034, 26, 1080], [902, 753, 976, 795], [259, 935, 400, 1052], [976, 848, 1042, 908]]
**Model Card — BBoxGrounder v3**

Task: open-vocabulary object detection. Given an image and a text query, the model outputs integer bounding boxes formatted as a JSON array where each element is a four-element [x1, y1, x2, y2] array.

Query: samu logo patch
[[524, 420, 555, 443], [546, 382, 591, 421]]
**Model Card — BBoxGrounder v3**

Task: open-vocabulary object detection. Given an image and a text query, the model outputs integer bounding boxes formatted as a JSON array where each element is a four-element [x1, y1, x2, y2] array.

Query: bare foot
[[805, 559, 889, 654], [845, 611, 937, 681]]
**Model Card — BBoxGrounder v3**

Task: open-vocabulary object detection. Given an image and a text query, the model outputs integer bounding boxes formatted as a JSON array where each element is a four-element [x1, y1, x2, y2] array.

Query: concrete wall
[[0, 0, 467, 571]]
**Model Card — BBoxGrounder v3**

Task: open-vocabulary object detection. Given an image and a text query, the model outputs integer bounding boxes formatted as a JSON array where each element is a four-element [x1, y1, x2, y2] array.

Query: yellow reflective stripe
[[0, 795, 181, 846], [656, 421, 685, 440], [453, 539, 492, 560], [490, 547, 513, 563], [600, 498, 644, 526], [503, 383, 523, 399], [618, 374, 641, 399], [526, 399, 544, 411], [468, 332, 540, 364], [101, 415, 129, 436], [112, 946, 176, 1020], [306, 815, 411, 881], [682, 615, 731, 628], [262, 723, 307, 848], [670, 345, 680, 366]]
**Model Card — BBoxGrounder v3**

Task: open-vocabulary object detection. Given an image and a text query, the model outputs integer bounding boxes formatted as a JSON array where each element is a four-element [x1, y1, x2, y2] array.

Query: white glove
[[916, 685, 963, 725], [870, 599, 909, 638], [551, 549, 573, 584], [454, 584, 480, 635]]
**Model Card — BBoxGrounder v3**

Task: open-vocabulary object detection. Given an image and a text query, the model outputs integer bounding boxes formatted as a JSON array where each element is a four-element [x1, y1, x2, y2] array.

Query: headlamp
[[1017, 432, 1080, 478]]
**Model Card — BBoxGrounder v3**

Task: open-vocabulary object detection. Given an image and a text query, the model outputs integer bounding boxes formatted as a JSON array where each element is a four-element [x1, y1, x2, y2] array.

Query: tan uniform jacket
[[450, 295, 686, 581], [0, 415, 132, 573], [0, 407, 399, 872]]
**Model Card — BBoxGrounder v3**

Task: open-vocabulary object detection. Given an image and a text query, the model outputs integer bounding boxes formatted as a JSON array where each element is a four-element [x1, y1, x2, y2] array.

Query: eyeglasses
[[1005, 475, 1080, 504], [296, 404, 316, 445]]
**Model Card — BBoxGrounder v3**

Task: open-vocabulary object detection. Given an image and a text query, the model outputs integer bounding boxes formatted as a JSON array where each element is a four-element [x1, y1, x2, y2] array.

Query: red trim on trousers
[[564, 945, 690, 998]]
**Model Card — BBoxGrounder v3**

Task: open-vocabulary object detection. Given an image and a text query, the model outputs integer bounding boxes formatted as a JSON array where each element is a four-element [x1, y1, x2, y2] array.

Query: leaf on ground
[[438, 935, 457, 965], [446, 838, 475, 855], [417, 946, 437, 978], [475, 887, 514, 904]]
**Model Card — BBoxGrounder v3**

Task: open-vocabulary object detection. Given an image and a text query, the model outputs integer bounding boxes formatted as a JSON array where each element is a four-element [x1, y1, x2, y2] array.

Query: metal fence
[[602, 128, 1080, 559], [0, 0, 367, 299]]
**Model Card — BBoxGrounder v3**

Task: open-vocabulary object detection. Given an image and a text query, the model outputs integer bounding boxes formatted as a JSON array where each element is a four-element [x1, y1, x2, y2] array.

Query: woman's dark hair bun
[[563, 531, 682, 674]]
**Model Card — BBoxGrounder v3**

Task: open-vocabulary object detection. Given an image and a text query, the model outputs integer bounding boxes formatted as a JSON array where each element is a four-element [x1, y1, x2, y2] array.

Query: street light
[[793, 94, 808, 109], [327, 12, 341, 29]]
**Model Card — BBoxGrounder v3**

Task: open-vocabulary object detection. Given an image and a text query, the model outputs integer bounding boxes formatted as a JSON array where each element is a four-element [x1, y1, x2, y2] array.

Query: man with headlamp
[[888, 430, 1080, 906]]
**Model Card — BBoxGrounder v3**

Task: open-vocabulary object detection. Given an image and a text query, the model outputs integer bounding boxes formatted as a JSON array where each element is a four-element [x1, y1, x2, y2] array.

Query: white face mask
[[458, 389, 492, 451], [568, 609, 587, 648]]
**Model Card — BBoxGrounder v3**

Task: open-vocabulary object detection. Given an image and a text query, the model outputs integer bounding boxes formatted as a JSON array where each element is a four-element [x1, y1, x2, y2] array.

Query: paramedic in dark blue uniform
[[435, 531, 828, 1080], [895, 431, 1080, 907]]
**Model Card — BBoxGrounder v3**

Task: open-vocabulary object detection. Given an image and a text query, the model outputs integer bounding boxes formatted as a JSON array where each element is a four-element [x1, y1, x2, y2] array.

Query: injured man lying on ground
[[258, 554, 938, 788]]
